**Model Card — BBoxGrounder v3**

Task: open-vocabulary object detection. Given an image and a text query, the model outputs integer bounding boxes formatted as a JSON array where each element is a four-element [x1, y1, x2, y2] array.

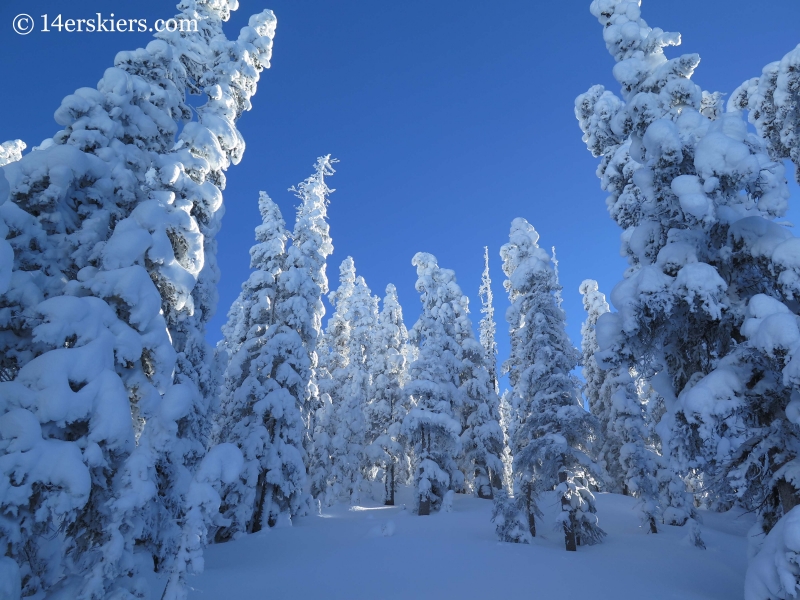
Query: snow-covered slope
[[152, 487, 751, 600]]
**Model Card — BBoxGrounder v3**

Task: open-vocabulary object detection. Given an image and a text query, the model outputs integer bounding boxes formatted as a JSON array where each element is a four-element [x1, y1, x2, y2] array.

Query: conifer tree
[[576, 0, 792, 538], [317, 258, 376, 504], [501, 218, 604, 550], [456, 293, 505, 499], [479, 247, 499, 394], [579, 280, 623, 492], [402, 253, 467, 514], [731, 44, 800, 185], [365, 284, 411, 505], [0, 3, 276, 596], [215, 191, 309, 537]]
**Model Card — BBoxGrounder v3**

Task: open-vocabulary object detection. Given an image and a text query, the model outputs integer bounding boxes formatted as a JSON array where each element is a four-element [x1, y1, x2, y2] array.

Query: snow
[[143, 487, 752, 600], [746, 505, 800, 600]]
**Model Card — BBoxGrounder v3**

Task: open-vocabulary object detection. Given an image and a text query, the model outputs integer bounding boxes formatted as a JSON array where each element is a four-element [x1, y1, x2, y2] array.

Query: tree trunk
[[250, 468, 268, 533], [559, 469, 577, 552], [778, 478, 800, 515], [648, 515, 658, 534], [418, 496, 431, 516], [476, 465, 493, 500], [418, 428, 430, 515], [385, 463, 395, 506], [524, 481, 536, 538], [489, 467, 503, 491]]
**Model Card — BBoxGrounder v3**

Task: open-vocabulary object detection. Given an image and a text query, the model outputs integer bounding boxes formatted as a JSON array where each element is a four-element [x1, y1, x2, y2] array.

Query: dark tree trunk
[[648, 516, 658, 534], [778, 478, 800, 515], [524, 481, 536, 538], [559, 469, 577, 552], [489, 467, 503, 491], [251, 469, 267, 533], [385, 463, 395, 506], [418, 427, 430, 515], [476, 465, 494, 500], [418, 496, 431, 516]]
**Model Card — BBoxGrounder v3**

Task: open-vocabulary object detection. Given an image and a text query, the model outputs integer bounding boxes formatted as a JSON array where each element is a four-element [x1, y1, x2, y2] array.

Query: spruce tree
[[215, 191, 309, 537], [317, 258, 376, 504], [576, 0, 792, 537], [479, 246, 499, 394], [0, 3, 276, 596], [402, 253, 467, 515], [501, 218, 604, 550], [731, 44, 800, 185], [579, 280, 623, 492], [365, 284, 411, 506]]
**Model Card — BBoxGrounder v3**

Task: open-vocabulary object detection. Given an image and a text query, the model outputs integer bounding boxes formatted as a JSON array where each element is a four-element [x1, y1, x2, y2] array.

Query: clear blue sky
[[2, 0, 799, 384]]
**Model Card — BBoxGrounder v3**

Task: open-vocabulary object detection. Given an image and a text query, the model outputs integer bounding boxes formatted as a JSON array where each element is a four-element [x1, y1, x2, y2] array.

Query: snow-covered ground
[[156, 487, 752, 600]]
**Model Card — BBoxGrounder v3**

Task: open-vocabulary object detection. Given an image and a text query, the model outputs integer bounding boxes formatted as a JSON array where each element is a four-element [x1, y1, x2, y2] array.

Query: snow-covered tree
[[456, 296, 505, 500], [285, 156, 336, 431], [316, 258, 377, 505], [731, 44, 800, 185], [365, 284, 411, 505], [498, 390, 516, 492], [402, 253, 467, 515], [479, 246, 499, 394], [0, 2, 276, 596], [594, 311, 661, 532], [576, 0, 793, 524], [215, 191, 309, 538], [501, 218, 604, 550], [579, 280, 623, 492]]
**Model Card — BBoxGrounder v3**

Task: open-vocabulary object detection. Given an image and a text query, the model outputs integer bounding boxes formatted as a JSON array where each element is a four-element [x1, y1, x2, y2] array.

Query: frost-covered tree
[[0, 2, 276, 596], [579, 281, 609, 421], [594, 311, 661, 533], [501, 218, 604, 550], [316, 258, 376, 505], [576, 0, 793, 525], [161, 444, 243, 600], [731, 44, 800, 184], [365, 284, 411, 505], [402, 253, 467, 515], [215, 191, 309, 538], [498, 390, 516, 492], [574, 2, 800, 582], [456, 294, 505, 500], [579, 280, 624, 492], [285, 157, 336, 431], [479, 246, 499, 394]]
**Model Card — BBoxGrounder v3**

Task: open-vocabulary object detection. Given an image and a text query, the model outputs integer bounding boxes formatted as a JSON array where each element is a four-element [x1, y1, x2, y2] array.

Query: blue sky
[[2, 0, 799, 384]]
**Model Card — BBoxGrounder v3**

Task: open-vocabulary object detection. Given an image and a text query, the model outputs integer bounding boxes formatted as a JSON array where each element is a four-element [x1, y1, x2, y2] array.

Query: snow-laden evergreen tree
[[579, 280, 623, 492], [316, 258, 377, 504], [498, 389, 516, 492], [402, 253, 467, 515], [479, 246, 499, 394], [160, 444, 243, 600], [594, 311, 661, 533], [0, 3, 276, 597], [364, 284, 411, 505], [285, 156, 336, 431], [576, 0, 794, 533], [731, 44, 800, 185], [501, 218, 604, 550], [456, 293, 505, 500], [215, 191, 310, 538]]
